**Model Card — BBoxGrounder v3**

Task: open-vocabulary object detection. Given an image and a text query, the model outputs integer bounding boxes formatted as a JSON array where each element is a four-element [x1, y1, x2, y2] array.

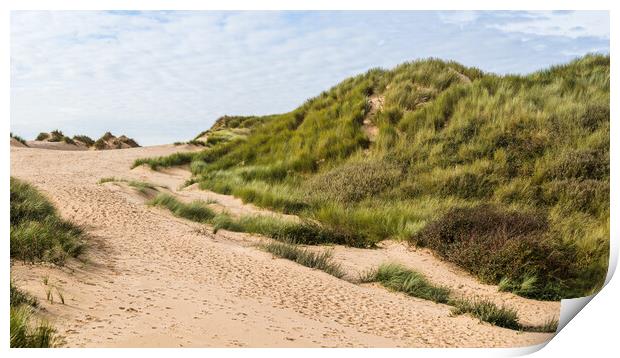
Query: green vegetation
[[137, 55, 609, 299], [261, 241, 344, 278], [362, 263, 558, 331], [364, 263, 450, 303], [148, 193, 217, 223], [11, 281, 38, 308], [133, 152, 195, 170], [10, 305, 58, 348], [450, 298, 520, 330], [10, 282, 59, 348], [73, 134, 95, 146], [10, 132, 28, 146], [35, 132, 50, 141], [98, 177, 162, 194], [10, 177, 85, 264], [48, 130, 65, 142]]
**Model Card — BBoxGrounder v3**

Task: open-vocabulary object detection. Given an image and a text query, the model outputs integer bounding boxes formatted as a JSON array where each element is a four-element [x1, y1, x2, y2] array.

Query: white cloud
[[10, 11, 609, 145], [489, 11, 609, 39]]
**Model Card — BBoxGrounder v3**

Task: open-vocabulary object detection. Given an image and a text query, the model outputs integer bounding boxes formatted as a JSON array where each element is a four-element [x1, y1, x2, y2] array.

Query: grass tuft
[[449, 298, 520, 330], [261, 241, 345, 278], [10, 306, 58, 348], [148, 193, 216, 223], [365, 263, 451, 303]]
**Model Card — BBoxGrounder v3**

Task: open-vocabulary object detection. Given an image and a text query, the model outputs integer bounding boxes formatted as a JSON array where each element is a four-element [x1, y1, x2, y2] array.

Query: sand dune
[[10, 145, 557, 347]]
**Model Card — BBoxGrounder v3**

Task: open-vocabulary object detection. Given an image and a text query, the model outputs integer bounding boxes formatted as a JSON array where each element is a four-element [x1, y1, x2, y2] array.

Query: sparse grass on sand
[[363, 263, 557, 332], [261, 241, 345, 278], [98, 177, 164, 194], [10, 177, 85, 265]]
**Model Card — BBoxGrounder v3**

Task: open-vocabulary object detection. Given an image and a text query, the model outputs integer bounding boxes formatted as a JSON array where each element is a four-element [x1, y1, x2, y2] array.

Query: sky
[[11, 11, 610, 145]]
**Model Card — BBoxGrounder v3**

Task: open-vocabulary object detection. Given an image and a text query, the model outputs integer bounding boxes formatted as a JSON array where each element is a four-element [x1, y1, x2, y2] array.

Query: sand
[[10, 144, 558, 347]]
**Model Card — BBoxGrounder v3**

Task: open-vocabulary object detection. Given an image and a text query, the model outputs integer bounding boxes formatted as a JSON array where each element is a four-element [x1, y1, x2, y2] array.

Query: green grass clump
[[10, 282, 58, 348], [136, 54, 609, 299], [11, 281, 38, 308], [99, 177, 160, 194], [35, 132, 50, 141], [365, 263, 451, 303], [93, 138, 106, 149], [48, 130, 65, 142], [10, 177, 85, 265], [133, 152, 195, 170], [98, 177, 117, 184], [10, 132, 28, 146], [522, 318, 559, 333], [148, 193, 216, 223], [213, 214, 367, 246], [449, 298, 520, 330], [261, 241, 344, 278], [127, 180, 158, 194], [73, 135, 95, 146], [10, 306, 58, 348]]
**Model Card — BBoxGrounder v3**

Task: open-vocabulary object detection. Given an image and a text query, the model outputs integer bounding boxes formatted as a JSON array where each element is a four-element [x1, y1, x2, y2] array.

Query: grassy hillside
[[135, 55, 609, 300]]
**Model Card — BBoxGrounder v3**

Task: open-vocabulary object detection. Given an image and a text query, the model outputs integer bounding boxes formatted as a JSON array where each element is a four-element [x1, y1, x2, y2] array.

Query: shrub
[[93, 138, 106, 150], [544, 149, 609, 181], [73, 135, 95, 147], [48, 130, 64, 142], [62, 136, 76, 145], [35, 132, 50, 141], [579, 104, 609, 131], [410, 205, 576, 299]]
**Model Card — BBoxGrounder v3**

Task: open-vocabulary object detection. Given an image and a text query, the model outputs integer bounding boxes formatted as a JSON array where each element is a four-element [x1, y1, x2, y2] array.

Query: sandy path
[[10, 145, 554, 347], [362, 94, 383, 142]]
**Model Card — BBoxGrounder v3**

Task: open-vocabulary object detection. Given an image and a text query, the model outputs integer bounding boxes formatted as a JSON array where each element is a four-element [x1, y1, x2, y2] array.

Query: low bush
[[35, 132, 50, 141], [48, 130, 65, 142], [410, 205, 576, 299], [73, 135, 95, 147]]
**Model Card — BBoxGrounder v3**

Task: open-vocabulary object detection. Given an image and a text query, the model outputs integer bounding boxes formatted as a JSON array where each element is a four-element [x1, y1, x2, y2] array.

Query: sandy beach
[[10, 144, 558, 347]]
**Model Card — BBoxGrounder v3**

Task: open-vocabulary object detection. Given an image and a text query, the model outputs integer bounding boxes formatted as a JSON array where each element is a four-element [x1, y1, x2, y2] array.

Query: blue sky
[[11, 11, 609, 145]]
